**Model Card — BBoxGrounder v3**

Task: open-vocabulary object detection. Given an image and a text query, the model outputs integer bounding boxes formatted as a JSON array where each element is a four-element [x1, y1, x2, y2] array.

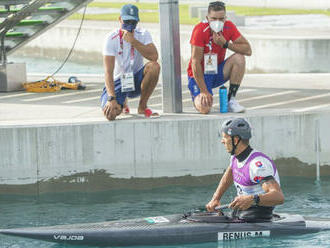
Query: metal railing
[[0, 0, 49, 64]]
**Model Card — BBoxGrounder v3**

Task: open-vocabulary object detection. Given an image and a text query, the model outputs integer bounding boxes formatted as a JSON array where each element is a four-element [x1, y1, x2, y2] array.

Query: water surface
[[0, 176, 330, 247]]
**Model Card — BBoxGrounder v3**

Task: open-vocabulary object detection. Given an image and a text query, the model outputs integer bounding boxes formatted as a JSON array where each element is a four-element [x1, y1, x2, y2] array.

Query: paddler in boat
[[206, 118, 285, 222]]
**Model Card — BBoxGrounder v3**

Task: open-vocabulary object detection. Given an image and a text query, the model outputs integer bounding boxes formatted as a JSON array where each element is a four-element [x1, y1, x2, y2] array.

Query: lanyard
[[119, 29, 135, 70], [208, 37, 213, 53]]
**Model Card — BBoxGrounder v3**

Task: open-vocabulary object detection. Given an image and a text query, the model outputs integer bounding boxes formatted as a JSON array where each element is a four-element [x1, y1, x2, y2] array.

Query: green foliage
[[70, 2, 330, 23], [227, 6, 330, 16], [89, 2, 159, 10]]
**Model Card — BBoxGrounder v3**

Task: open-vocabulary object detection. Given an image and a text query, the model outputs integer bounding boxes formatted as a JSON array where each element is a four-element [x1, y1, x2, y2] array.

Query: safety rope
[[51, 3, 88, 76]]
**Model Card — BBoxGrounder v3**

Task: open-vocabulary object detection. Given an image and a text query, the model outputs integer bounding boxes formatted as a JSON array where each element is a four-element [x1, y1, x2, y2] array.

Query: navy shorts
[[188, 59, 229, 101], [101, 66, 145, 109]]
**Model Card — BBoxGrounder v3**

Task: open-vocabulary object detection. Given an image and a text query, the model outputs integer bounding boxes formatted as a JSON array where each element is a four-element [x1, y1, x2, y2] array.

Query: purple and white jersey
[[230, 150, 280, 196]]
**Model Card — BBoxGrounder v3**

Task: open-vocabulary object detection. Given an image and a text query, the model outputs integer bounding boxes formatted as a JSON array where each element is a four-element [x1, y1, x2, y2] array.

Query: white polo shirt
[[103, 27, 153, 81]]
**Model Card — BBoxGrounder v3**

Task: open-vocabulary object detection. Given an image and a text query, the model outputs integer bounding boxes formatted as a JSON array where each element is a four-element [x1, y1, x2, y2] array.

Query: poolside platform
[[0, 73, 330, 194]]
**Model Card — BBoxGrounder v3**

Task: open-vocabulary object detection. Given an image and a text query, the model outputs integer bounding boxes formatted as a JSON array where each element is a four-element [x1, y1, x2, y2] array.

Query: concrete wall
[[12, 21, 330, 73], [247, 36, 330, 73], [1, 111, 330, 194]]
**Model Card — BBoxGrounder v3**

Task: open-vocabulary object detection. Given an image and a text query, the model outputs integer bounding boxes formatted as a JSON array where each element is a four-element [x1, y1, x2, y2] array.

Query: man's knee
[[145, 61, 160, 76], [232, 53, 246, 67], [194, 96, 212, 114], [198, 107, 211, 114]]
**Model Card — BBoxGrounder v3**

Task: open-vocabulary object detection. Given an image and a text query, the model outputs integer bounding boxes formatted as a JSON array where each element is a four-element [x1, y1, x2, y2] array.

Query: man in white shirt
[[101, 4, 160, 120]]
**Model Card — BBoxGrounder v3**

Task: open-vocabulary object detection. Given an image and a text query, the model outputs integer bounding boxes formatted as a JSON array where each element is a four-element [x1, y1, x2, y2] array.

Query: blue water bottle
[[219, 86, 228, 113]]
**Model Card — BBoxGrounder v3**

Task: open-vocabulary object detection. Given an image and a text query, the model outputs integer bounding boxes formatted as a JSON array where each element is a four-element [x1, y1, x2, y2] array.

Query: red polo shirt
[[187, 20, 241, 78]]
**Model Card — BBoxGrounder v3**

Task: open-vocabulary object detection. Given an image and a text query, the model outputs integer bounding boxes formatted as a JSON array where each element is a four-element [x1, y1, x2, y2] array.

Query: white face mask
[[209, 20, 224, 33]]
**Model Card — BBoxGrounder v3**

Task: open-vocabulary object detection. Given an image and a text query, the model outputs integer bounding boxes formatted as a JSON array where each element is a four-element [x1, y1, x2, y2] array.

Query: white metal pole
[[159, 0, 183, 113]]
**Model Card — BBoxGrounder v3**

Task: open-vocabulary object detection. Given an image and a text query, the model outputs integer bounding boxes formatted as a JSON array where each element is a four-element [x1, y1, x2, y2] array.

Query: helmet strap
[[230, 136, 241, 155]]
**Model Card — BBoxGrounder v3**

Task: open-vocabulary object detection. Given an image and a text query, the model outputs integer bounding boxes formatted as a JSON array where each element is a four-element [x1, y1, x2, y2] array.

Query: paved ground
[[0, 73, 329, 125]]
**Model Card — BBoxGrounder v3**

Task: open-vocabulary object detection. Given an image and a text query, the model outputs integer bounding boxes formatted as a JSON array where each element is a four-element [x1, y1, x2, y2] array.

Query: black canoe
[[1, 212, 330, 246]]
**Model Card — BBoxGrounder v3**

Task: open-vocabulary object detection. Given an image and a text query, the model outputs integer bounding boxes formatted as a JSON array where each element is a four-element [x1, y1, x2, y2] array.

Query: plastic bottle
[[219, 86, 228, 113]]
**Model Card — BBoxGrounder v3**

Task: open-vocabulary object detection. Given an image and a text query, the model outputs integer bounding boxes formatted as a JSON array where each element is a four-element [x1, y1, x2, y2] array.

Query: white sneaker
[[228, 97, 245, 113]]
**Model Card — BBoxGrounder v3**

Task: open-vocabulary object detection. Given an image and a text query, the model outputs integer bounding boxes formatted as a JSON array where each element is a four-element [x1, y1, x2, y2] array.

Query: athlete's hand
[[229, 195, 254, 211], [200, 91, 213, 107], [206, 198, 220, 212], [122, 30, 135, 44], [213, 32, 226, 47], [103, 100, 121, 121]]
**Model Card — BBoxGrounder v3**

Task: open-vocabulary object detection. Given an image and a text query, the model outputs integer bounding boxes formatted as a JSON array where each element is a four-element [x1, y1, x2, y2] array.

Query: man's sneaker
[[228, 97, 245, 113]]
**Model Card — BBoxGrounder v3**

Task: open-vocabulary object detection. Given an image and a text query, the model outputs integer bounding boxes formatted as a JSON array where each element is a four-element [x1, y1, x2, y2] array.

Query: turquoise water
[[8, 55, 104, 74], [0, 176, 330, 247]]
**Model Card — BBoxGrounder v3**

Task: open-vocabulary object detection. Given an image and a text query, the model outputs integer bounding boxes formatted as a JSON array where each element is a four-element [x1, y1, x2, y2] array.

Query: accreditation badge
[[121, 72, 135, 92], [204, 53, 218, 74]]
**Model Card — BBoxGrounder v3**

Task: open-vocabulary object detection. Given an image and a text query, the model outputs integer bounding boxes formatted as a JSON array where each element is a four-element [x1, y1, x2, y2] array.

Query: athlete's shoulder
[[249, 151, 276, 183], [250, 156, 273, 169], [250, 151, 274, 168]]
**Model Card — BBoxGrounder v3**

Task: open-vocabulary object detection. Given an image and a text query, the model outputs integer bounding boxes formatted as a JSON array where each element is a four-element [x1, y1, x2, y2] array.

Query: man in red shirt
[[187, 1, 252, 114]]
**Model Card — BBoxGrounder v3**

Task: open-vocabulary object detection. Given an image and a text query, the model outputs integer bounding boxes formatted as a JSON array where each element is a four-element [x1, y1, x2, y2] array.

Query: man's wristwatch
[[253, 194, 260, 206], [107, 95, 116, 102], [223, 40, 229, 49]]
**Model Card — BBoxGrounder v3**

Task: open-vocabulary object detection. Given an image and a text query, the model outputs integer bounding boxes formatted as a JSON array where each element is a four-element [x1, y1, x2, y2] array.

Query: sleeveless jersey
[[231, 150, 280, 196]]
